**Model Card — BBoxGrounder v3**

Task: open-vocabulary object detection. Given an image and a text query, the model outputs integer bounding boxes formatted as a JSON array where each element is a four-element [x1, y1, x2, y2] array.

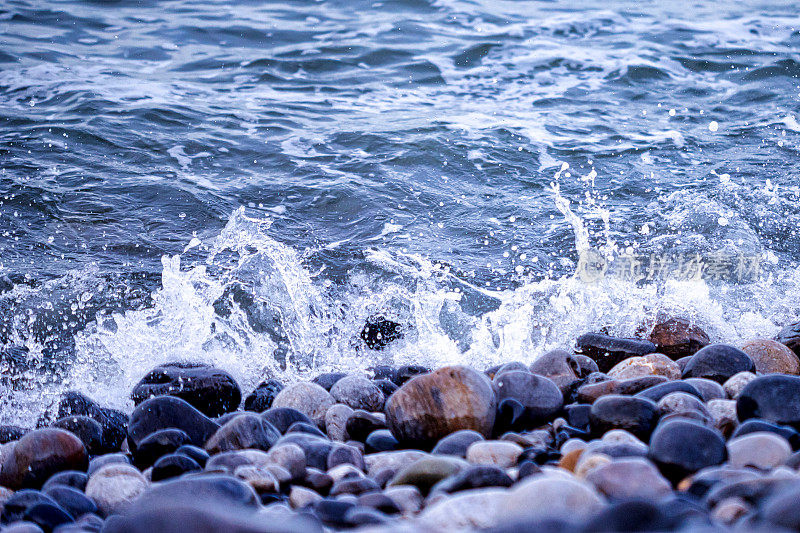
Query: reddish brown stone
[[649, 318, 710, 360], [0, 428, 87, 489]]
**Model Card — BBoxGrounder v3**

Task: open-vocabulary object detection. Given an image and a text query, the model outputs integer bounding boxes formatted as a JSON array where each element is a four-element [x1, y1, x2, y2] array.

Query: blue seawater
[[1, 0, 800, 422]]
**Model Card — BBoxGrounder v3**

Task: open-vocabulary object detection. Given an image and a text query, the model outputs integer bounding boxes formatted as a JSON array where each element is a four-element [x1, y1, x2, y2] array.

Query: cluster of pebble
[[3, 318, 800, 532]]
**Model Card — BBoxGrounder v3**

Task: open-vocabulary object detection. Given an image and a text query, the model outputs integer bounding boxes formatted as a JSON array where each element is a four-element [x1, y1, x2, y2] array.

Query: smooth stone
[[683, 466, 762, 499], [589, 395, 659, 440], [431, 430, 484, 458], [706, 399, 738, 437], [330, 376, 384, 412], [345, 411, 386, 442], [501, 475, 604, 522], [364, 450, 428, 477], [205, 413, 280, 454], [51, 417, 104, 456], [385, 365, 496, 447], [584, 458, 672, 500], [41, 471, 87, 493], [151, 453, 201, 481], [330, 477, 379, 496], [760, 484, 800, 530], [418, 488, 507, 530], [2, 523, 44, 533], [1, 490, 58, 523], [704, 475, 798, 509], [580, 499, 677, 533], [387, 456, 468, 494], [84, 464, 147, 516], [466, 441, 523, 468], [607, 353, 680, 381], [133, 473, 259, 509], [126, 396, 218, 449], [266, 444, 306, 480], [57, 392, 128, 453], [356, 492, 401, 514], [529, 349, 598, 395], [775, 319, 800, 357], [741, 339, 800, 375], [243, 379, 284, 413], [132, 429, 190, 469], [564, 404, 592, 430], [575, 333, 657, 373], [289, 486, 322, 509], [365, 430, 399, 454], [175, 444, 210, 466], [360, 316, 403, 350], [88, 453, 131, 477], [311, 372, 347, 391], [131, 362, 241, 417], [324, 404, 353, 442], [271, 383, 335, 428], [737, 374, 800, 428], [575, 376, 667, 403], [273, 434, 331, 471], [233, 464, 281, 493], [23, 501, 74, 530], [724, 371, 757, 399], [326, 463, 363, 483], [732, 419, 800, 450], [327, 443, 365, 471], [373, 379, 398, 398], [430, 464, 513, 494], [487, 362, 529, 380], [394, 365, 430, 386], [261, 408, 313, 434], [682, 344, 755, 384], [383, 486, 422, 515], [204, 450, 256, 474], [648, 419, 727, 482], [648, 318, 710, 360], [299, 468, 332, 495], [42, 485, 96, 519], [0, 426, 27, 444], [492, 372, 563, 431], [635, 380, 703, 403], [711, 496, 750, 525], [727, 432, 792, 470], [343, 506, 392, 526], [0, 429, 88, 490], [684, 378, 727, 401], [657, 392, 712, 423]]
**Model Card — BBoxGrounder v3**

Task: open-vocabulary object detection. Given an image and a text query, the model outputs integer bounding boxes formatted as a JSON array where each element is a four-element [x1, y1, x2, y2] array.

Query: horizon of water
[[2, 0, 800, 424]]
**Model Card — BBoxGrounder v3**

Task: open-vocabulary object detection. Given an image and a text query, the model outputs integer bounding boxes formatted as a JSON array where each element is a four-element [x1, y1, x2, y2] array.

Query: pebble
[[330, 375, 385, 412], [51, 416, 105, 455], [271, 382, 335, 428], [324, 404, 353, 441], [312, 372, 348, 391], [727, 432, 792, 470], [607, 353, 681, 381], [205, 413, 280, 454], [634, 380, 703, 402], [364, 429, 399, 454], [85, 464, 148, 516], [724, 371, 757, 399], [385, 365, 496, 447], [43, 484, 98, 519], [345, 410, 386, 442], [431, 464, 513, 494], [575, 332, 657, 372], [706, 399, 738, 437], [681, 344, 756, 383], [151, 453, 201, 481], [737, 374, 800, 427], [732, 419, 800, 449], [133, 428, 190, 469], [418, 488, 507, 530], [683, 377, 727, 401], [57, 391, 128, 452], [243, 379, 284, 413], [657, 392, 712, 423], [492, 371, 562, 430], [289, 485, 322, 508], [431, 429, 484, 457], [0, 429, 87, 490], [584, 458, 672, 499], [775, 319, 800, 357], [648, 418, 727, 482], [387, 456, 468, 493], [465, 440, 523, 468], [741, 339, 800, 375], [589, 395, 659, 439], [127, 396, 219, 449], [131, 362, 241, 417], [529, 349, 597, 394], [500, 475, 604, 522], [648, 318, 710, 359], [261, 407, 313, 433]]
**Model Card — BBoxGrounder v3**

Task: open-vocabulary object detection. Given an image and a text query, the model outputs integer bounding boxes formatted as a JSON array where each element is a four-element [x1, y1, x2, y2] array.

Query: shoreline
[[1, 317, 800, 531]]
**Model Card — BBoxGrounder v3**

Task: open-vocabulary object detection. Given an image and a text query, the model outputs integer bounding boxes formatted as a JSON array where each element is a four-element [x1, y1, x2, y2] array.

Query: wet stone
[[648, 418, 727, 482], [330, 476, 380, 496], [727, 432, 792, 470], [529, 349, 598, 395], [88, 453, 131, 477], [23, 501, 73, 530], [243, 379, 284, 413], [385, 365, 496, 447], [706, 399, 738, 438], [635, 380, 703, 403], [373, 379, 398, 398], [585, 457, 672, 500], [775, 319, 800, 358], [51, 416, 104, 456], [327, 443, 365, 471], [431, 464, 513, 495], [85, 464, 148, 516], [274, 434, 331, 471], [501, 476, 604, 523], [732, 419, 800, 450], [324, 404, 353, 442], [174, 444, 209, 466], [737, 374, 800, 428], [262, 407, 313, 434], [57, 392, 128, 454], [345, 410, 386, 442], [330, 375, 385, 412], [43, 484, 97, 519], [365, 429, 399, 454], [41, 471, 87, 493], [1, 490, 59, 523], [151, 453, 202, 481], [657, 392, 712, 423], [649, 318, 710, 360], [360, 316, 403, 350], [492, 371, 562, 431], [0, 425, 27, 444], [741, 339, 800, 375], [132, 428, 189, 469], [271, 383, 335, 428], [126, 396, 218, 449], [387, 456, 467, 494], [432, 429, 484, 458], [589, 395, 659, 440], [0, 429, 88, 490], [575, 332, 657, 373], [684, 378, 726, 401], [466, 440, 523, 468], [394, 365, 430, 386], [681, 344, 756, 384], [131, 362, 242, 417], [311, 372, 347, 391], [286, 421, 325, 438], [607, 353, 681, 381]]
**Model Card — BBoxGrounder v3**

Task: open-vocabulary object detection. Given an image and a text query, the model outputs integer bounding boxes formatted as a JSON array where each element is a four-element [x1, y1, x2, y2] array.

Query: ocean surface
[[2, 0, 800, 424]]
